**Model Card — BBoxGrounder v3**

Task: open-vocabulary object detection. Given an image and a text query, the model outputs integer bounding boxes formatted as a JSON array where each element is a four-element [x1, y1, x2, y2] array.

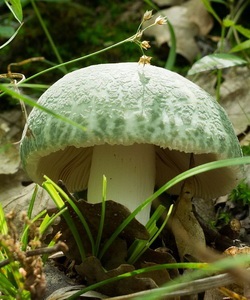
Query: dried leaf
[[170, 179, 206, 261], [101, 238, 128, 270], [220, 67, 250, 135], [204, 288, 226, 300], [143, 0, 213, 62], [137, 247, 179, 279], [224, 246, 250, 256], [138, 261, 171, 286], [75, 256, 158, 296], [1, 180, 52, 211], [0, 110, 23, 175], [1, 175, 53, 227], [46, 285, 106, 300], [153, 0, 184, 6], [189, 66, 250, 135], [46, 199, 149, 262], [0, 143, 20, 174]]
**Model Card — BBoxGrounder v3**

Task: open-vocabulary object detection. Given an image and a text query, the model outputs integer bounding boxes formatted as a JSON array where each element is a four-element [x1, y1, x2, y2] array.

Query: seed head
[[143, 10, 153, 21], [138, 55, 152, 65], [141, 40, 151, 50], [154, 16, 168, 25]]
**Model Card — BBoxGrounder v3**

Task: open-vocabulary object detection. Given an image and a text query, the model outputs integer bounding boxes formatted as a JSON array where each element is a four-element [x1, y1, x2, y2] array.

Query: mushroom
[[20, 63, 242, 225]]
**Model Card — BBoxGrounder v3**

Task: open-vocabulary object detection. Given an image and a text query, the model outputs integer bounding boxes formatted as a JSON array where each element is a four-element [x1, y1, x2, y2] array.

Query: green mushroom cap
[[20, 62, 243, 201]]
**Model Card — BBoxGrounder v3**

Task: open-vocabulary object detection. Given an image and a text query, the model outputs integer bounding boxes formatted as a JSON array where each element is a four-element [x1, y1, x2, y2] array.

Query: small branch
[[0, 241, 68, 268], [106, 269, 250, 300]]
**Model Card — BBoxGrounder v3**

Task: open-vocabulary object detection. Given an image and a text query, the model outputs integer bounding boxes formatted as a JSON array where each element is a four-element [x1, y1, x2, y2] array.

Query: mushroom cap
[[20, 63, 242, 198]]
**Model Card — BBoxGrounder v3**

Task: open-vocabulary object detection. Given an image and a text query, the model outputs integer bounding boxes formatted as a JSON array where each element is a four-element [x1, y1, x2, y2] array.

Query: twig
[[106, 269, 250, 300], [0, 241, 68, 268]]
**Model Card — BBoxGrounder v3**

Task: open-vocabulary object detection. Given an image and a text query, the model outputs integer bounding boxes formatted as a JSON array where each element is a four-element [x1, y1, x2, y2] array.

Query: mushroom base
[[87, 143, 155, 225]]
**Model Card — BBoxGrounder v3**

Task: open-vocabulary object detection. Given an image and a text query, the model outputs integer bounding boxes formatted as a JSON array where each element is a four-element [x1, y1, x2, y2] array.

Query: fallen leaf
[[220, 67, 250, 135], [224, 246, 250, 256], [0, 109, 23, 142], [153, 0, 184, 6], [204, 288, 226, 300], [101, 238, 128, 270], [204, 265, 249, 300], [137, 247, 179, 280], [45, 285, 105, 300], [170, 179, 206, 261], [138, 261, 171, 286], [75, 256, 158, 296], [0, 143, 20, 174], [188, 66, 250, 135], [0, 175, 54, 231], [0, 109, 23, 175], [143, 0, 213, 62], [46, 198, 149, 262]]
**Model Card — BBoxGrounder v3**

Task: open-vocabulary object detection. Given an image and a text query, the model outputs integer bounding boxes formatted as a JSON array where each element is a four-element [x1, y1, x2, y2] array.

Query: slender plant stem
[[23, 17, 164, 83], [21, 185, 39, 250], [215, 24, 226, 102], [0, 22, 23, 50], [30, 0, 67, 74], [215, 69, 222, 102], [43, 181, 86, 261], [226, 0, 249, 40], [24, 36, 137, 83], [15, 15, 167, 83], [165, 19, 176, 70], [95, 176, 107, 257]]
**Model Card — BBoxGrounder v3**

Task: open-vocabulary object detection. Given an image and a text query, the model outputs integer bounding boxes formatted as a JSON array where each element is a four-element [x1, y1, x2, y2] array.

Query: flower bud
[[138, 55, 152, 65], [154, 16, 167, 25], [141, 40, 151, 50], [143, 10, 153, 21]]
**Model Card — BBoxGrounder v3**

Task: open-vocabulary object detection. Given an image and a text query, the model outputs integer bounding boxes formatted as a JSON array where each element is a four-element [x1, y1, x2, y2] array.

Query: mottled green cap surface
[[20, 63, 242, 198]]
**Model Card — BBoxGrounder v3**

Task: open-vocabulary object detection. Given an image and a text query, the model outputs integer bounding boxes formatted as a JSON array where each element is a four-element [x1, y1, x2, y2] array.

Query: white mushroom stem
[[87, 144, 155, 225]]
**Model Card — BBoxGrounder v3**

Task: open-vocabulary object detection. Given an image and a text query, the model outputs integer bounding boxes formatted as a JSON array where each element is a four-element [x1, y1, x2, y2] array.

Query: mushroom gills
[[87, 143, 155, 225]]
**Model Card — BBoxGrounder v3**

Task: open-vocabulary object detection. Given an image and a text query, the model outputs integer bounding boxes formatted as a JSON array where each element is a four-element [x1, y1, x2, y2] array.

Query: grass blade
[[42, 180, 86, 262], [95, 175, 107, 257], [165, 19, 176, 70]]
